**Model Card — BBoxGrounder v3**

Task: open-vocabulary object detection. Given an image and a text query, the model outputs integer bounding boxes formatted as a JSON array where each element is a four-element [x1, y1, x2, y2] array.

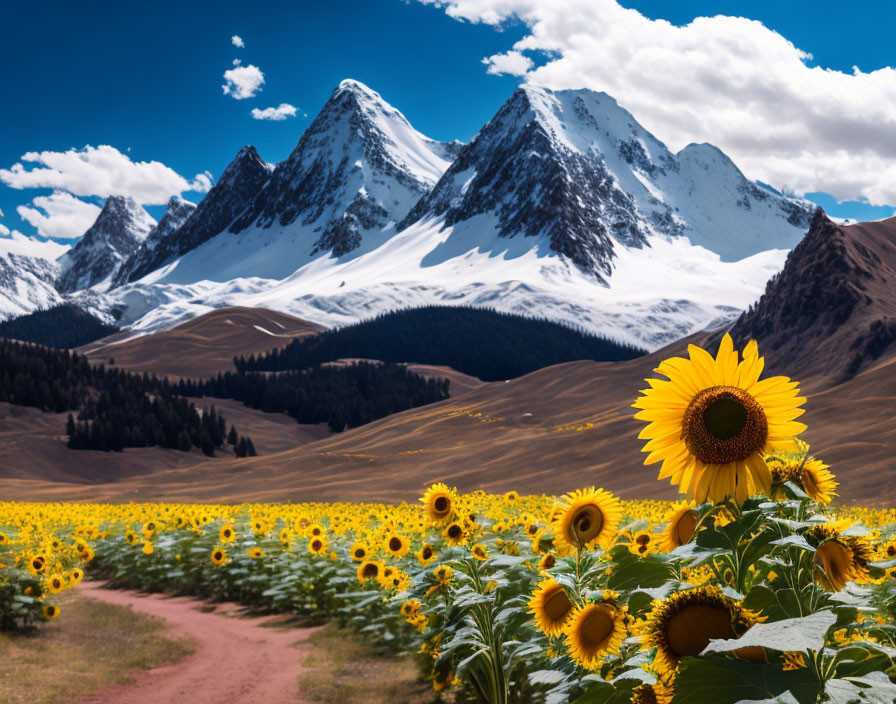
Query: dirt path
[[75, 582, 320, 704]]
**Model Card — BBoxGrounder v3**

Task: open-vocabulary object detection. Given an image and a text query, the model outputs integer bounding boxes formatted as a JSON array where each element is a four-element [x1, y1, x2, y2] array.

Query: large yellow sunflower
[[551, 487, 622, 554], [356, 560, 382, 584], [658, 503, 699, 552], [643, 586, 763, 676], [529, 578, 574, 636], [810, 521, 872, 591], [420, 483, 457, 524], [563, 602, 627, 669], [633, 334, 806, 504], [383, 532, 410, 559], [769, 456, 838, 504]]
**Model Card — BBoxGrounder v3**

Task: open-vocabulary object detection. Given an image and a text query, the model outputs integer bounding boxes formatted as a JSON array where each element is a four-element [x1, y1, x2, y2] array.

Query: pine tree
[[227, 425, 238, 445], [246, 437, 257, 457]]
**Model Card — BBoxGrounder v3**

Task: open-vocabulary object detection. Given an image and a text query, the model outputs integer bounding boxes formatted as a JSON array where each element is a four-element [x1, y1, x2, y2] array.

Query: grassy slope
[[0, 594, 194, 704]]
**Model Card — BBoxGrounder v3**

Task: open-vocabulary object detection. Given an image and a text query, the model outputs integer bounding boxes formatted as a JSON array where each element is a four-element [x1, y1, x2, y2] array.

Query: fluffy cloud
[[0, 145, 213, 205], [231, 35, 245, 48], [0, 223, 9, 237], [222, 59, 264, 100], [16, 191, 102, 239], [251, 103, 298, 121], [418, 0, 896, 205], [483, 51, 533, 76]]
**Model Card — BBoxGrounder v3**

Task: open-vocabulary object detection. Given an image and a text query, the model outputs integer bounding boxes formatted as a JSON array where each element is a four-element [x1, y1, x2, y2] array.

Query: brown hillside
[[721, 211, 896, 386], [78, 306, 325, 379], [4, 330, 895, 505]]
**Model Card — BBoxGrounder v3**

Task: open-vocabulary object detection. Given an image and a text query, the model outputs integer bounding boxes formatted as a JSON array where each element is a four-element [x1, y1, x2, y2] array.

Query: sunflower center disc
[[581, 606, 615, 649], [815, 540, 852, 591], [665, 604, 736, 657], [676, 510, 699, 545], [573, 506, 604, 545], [389, 537, 402, 551], [681, 386, 769, 464], [433, 496, 449, 513], [543, 588, 572, 621]]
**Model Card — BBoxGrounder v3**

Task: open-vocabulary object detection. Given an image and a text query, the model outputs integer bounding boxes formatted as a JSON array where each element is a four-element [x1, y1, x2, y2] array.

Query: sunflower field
[[3, 335, 896, 703]]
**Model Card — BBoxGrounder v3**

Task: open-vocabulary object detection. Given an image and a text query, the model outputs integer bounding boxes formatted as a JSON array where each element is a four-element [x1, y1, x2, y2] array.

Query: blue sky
[[1, 0, 894, 241]]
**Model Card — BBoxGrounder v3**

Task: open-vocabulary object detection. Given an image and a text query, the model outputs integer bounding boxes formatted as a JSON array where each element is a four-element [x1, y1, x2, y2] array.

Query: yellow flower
[[350, 542, 369, 562], [659, 503, 699, 552], [67, 568, 84, 586], [643, 586, 763, 676], [629, 530, 655, 558], [443, 521, 467, 546], [420, 483, 456, 524], [552, 487, 622, 554], [563, 603, 627, 669], [219, 524, 236, 543], [46, 573, 66, 594], [249, 547, 264, 559], [633, 334, 806, 504], [811, 522, 872, 591], [471, 543, 489, 561], [383, 532, 410, 559], [142, 541, 154, 555], [211, 548, 227, 565], [42, 603, 60, 620], [433, 564, 453, 585], [529, 578, 574, 636], [416, 543, 437, 566], [357, 560, 381, 584], [308, 536, 328, 555]]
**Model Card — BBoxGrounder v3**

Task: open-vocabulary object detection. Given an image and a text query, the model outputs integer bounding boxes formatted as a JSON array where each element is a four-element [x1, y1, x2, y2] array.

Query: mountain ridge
[[56, 195, 155, 292]]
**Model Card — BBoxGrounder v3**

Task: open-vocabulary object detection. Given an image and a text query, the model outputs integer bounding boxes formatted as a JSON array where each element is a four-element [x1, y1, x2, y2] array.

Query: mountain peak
[[118, 146, 273, 285], [722, 209, 896, 385], [225, 80, 454, 260], [56, 195, 155, 292]]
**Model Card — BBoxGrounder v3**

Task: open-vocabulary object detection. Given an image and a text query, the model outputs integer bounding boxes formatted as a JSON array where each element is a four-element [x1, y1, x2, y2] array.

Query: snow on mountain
[[56, 196, 155, 293], [119, 147, 274, 284], [113, 196, 196, 286], [129, 80, 458, 286], [0, 232, 68, 320], [74, 82, 816, 351], [229, 79, 457, 257], [403, 86, 814, 277]]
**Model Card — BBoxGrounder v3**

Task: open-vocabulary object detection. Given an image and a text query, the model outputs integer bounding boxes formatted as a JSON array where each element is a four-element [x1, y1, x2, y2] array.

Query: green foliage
[[235, 305, 644, 381]]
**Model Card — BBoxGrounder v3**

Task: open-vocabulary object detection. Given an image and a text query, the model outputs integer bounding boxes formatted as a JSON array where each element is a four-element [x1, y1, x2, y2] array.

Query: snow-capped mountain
[[120, 146, 274, 284], [0, 232, 68, 320], [229, 79, 459, 258], [402, 86, 813, 279], [56, 196, 155, 292], [53, 80, 817, 350], [113, 196, 196, 286]]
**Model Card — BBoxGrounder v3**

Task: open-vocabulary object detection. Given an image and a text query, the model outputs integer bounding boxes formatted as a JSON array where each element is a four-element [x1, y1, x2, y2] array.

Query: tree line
[[0, 338, 251, 456], [0, 304, 118, 349], [235, 305, 644, 381], [175, 362, 449, 432]]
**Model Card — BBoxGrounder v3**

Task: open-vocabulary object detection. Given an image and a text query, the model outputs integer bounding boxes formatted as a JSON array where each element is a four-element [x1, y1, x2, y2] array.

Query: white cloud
[[16, 191, 102, 239], [231, 34, 245, 48], [417, 0, 896, 205], [0, 223, 9, 237], [0, 145, 213, 204], [483, 51, 533, 76], [251, 103, 298, 121], [222, 60, 265, 100]]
